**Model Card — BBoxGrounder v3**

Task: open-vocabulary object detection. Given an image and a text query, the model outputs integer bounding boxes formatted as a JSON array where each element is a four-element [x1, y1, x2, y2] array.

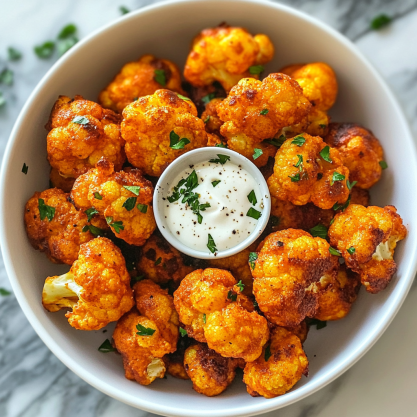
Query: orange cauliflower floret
[[136, 234, 194, 287], [280, 62, 338, 111], [42, 237, 134, 330], [201, 98, 224, 136], [324, 123, 385, 189], [184, 24, 274, 92], [49, 168, 75, 192], [251, 229, 338, 327], [243, 327, 308, 398], [174, 268, 269, 361], [328, 204, 407, 294], [99, 54, 185, 113], [284, 320, 309, 344], [184, 343, 239, 396], [164, 335, 192, 380], [24, 188, 98, 265], [314, 265, 361, 321], [121, 89, 208, 176], [71, 158, 156, 246], [46, 95, 125, 179], [267, 133, 350, 209]]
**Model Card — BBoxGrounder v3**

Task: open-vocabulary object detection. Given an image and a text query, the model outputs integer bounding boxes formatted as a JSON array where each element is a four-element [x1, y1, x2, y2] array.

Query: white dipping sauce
[[162, 158, 264, 254]]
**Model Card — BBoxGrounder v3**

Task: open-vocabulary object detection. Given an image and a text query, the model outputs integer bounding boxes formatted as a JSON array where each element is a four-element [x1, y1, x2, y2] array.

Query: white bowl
[[1, 0, 417, 416], [153, 147, 271, 259]]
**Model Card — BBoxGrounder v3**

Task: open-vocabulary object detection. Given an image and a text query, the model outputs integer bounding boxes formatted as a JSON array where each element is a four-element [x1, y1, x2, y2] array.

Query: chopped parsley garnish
[[249, 65, 264, 75], [136, 323, 156, 336], [227, 290, 237, 302], [0, 92, 5, 107], [154, 69, 166, 86], [179, 327, 188, 337], [212, 180, 221, 187], [253, 148, 263, 160], [120, 6, 130, 14], [106, 217, 124, 233], [169, 130, 190, 150], [330, 217, 335, 226], [319, 124, 327, 129], [347, 246, 356, 255], [333, 194, 351, 211], [291, 135, 306, 146], [155, 257, 162, 266], [260, 109, 269, 115], [294, 154, 303, 169], [209, 154, 230, 165], [319, 146, 332, 163], [98, 339, 116, 352], [85, 207, 99, 221], [249, 252, 258, 270], [253, 299, 258, 308], [201, 92, 216, 105], [0, 69, 13, 86], [309, 318, 327, 330], [58, 24, 77, 39], [8, 47, 22, 61], [137, 203, 148, 213], [204, 115, 210, 123], [82, 224, 104, 237], [379, 160, 388, 169], [72, 115, 89, 125], [57, 24, 78, 56], [247, 190, 257, 205], [330, 171, 345, 186], [203, 314, 206, 324], [177, 94, 191, 101], [347, 180, 357, 191], [289, 173, 300, 182], [329, 247, 341, 257], [207, 234, 217, 253], [371, 14, 392, 30], [34, 41, 55, 59], [22, 163, 28, 175], [123, 197, 137, 211], [264, 344, 272, 361], [0, 288, 11, 296], [310, 224, 328, 239], [264, 135, 286, 148], [215, 142, 227, 148], [130, 275, 145, 285], [38, 199, 55, 221], [247, 207, 262, 220], [236, 280, 245, 292], [123, 185, 140, 195], [94, 192, 103, 201]]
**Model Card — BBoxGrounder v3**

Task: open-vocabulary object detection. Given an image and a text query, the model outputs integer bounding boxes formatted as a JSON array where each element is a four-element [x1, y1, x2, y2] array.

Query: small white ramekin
[[153, 147, 271, 259]]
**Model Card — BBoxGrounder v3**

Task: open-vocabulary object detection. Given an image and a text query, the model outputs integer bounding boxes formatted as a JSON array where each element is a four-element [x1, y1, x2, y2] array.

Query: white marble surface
[[1, 1, 417, 416]]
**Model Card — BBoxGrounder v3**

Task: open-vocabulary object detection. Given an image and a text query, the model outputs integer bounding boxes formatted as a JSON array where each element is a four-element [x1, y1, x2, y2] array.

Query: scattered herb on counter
[[120, 6, 130, 14], [58, 24, 77, 39], [0, 69, 13, 86], [0, 92, 5, 107], [34, 41, 55, 59], [22, 163, 28, 175], [0, 288, 11, 296], [8, 47, 22, 61], [371, 14, 392, 30]]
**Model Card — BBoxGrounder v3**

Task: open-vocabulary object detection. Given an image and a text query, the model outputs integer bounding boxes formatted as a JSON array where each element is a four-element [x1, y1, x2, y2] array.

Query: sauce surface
[[162, 158, 264, 254]]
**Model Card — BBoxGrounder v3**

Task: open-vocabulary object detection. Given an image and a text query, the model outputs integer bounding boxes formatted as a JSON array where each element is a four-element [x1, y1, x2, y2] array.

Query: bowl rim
[[153, 147, 271, 259], [1, 0, 417, 416]]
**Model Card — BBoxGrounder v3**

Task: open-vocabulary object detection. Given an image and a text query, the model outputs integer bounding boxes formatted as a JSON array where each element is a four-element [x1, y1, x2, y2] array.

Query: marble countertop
[[1, 0, 417, 416]]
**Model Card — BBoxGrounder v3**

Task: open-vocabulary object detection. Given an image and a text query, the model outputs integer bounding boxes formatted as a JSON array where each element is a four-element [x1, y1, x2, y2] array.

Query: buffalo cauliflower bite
[[324, 123, 384, 189], [184, 343, 239, 396], [328, 204, 407, 293], [314, 265, 361, 321], [251, 229, 338, 327], [284, 320, 309, 344], [243, 327, 308, 398], [121, 89, 208, 176], [24, 188, 97, 265], [174, 268, 269, 361], [164, 335, 192, 380], [280, 62, 338, 111], [267, 133, 350, 209], [99, 54, 185, 113], [201, 98, 224, 136], [71, 158, 156, 246], [49, 168, 75, 192], [136, 234, 194, 286], [113, 309, 167, 385], [42, 237, 134, 330], [184, 25, 274, 92], [46, 95, 125, 179]]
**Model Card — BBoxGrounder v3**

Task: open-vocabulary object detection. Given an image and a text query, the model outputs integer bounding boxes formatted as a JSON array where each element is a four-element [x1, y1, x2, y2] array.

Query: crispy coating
[[217, 74, 311, 144], [46, 95, 125, 179], [164, 335, 192, 380], [328, 204, 407, 293], [49, 168, 75, 192], [136, 234, 194, 286], [201, 98, 224, 136], [252, 229, 338, 327], [314, 265, 361, 321], [42, 237, 134, 330], [24, 188, 95, 265], [267, 133, 350, 209], [184, 25, 274, 92], [184, 343, 239, 396], [113, 309, 167, 385], [243, 327, 308, 398], [71, 158, 156, 246], [283, 320, 309, 344], [280, 62, 338, 111], [174, 268, 269, 361], [324, 123, 384, 189], [99, 54, 185, 113], [121, 89, 208, 176], [133, 279, 179, 356]]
